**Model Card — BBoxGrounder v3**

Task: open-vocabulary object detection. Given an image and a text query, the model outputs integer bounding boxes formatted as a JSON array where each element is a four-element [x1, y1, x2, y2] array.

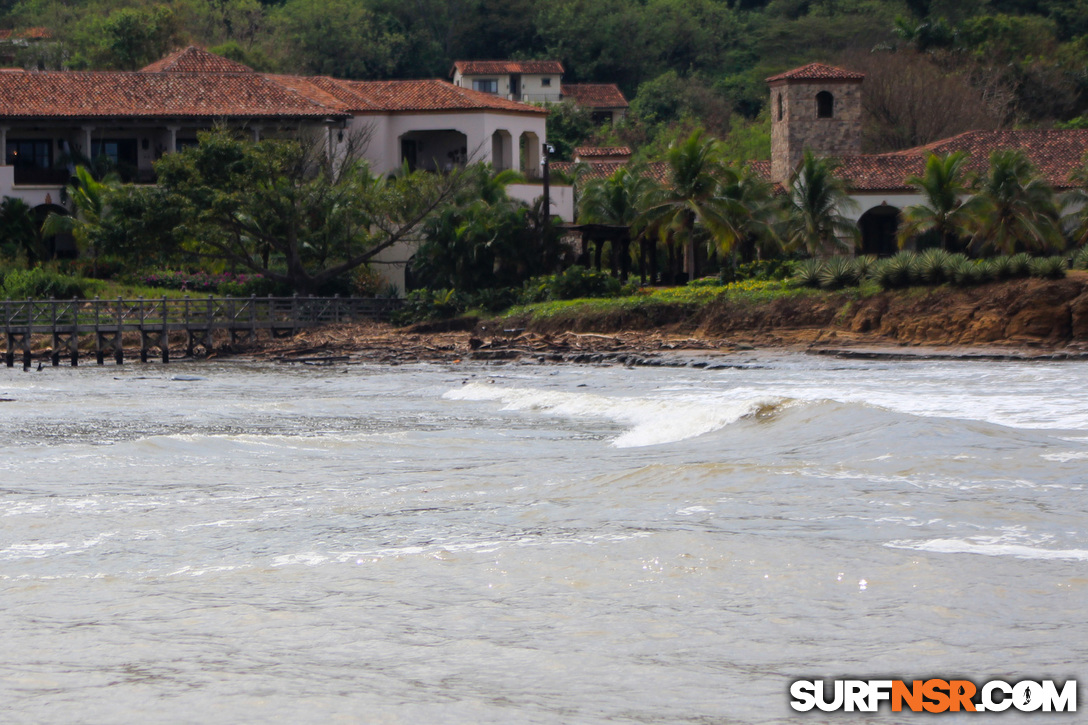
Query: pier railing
[[3, 295, 403, 367]]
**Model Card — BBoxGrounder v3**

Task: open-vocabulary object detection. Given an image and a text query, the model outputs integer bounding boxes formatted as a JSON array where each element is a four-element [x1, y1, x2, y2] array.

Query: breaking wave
[[444, 382, 785, 447]]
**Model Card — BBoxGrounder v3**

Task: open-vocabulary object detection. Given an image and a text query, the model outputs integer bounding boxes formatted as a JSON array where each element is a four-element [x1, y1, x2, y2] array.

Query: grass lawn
[[502, 279, 816, 321]]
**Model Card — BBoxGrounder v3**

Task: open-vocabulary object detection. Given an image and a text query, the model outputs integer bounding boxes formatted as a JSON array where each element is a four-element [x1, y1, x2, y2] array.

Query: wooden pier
[[2, 296, 402, 368]]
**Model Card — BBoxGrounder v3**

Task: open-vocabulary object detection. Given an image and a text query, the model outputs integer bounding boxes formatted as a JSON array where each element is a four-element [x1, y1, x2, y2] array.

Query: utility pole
[[542, 142, 555, 270]]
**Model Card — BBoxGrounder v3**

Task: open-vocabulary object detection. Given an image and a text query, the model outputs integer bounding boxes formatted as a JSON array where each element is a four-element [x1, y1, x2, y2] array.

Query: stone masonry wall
[[770, 79, 862, 183]]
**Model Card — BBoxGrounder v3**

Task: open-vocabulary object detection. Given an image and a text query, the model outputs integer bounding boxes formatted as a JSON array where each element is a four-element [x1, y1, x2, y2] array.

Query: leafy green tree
[[779, 150, 858, 257], [79, 5, 182, 70], [41, 166, 120, 273], [0, 197, 44, 263], [898, 151, 979, 250], [968, 149, 1062, 255], [545, 102, 596, 161], [274, 0, 409, 79], [1061, 152, 1088, 248], [413, 166, 556, 291], [96, 130, 465, 293]]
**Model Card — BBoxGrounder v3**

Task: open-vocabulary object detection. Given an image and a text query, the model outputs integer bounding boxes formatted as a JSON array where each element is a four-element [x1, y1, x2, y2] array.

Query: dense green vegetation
[[5, 1, 1088, 159]]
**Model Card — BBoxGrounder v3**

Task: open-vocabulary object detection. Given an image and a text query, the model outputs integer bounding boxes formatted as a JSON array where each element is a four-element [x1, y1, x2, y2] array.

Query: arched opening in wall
[[520, 131, 540, 179], [398, 130, 467, 173], [777, 93, 783, 121], [816, 91, 834, 118], [491, 130, 513, 171], [32, 204, 76, 259], [858, 205, 901, 257]]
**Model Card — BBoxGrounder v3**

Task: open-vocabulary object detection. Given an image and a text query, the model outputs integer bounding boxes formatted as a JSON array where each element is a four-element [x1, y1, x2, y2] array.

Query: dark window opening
[[777, 94, 783, 121], [6, 139, 66, 184], [816, 91, 834, 118], [91, 139, 139, 181]]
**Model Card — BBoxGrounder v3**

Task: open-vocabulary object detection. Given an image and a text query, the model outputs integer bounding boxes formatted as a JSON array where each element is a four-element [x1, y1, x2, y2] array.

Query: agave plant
[[990, 255, 1014, 280], [1071, 247, 1088, 270], [917, 248, 953, 284], [818, 255, 860, 289], [872, 252, 917, 289], [792, 258, 825, 288], [947, 256, 981, 286], [1008, 252, 1033, 277], [974, 258, 997, 284], [852, 254, 878, 280], [1029, 255, 1067, 279]]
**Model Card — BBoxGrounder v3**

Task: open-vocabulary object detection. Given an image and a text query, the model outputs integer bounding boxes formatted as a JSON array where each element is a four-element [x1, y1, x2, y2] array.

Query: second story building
[[450, 60, 564, 104]]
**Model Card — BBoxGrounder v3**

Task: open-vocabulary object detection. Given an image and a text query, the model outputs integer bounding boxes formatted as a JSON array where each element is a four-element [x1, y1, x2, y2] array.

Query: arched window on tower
[[777, 93, 783, 121], [816, 91, 834, 118]]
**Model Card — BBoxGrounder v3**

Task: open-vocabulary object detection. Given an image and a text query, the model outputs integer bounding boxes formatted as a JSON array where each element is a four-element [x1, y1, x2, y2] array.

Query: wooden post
[[114, 296, 123, 365], [161, 297, 169, 363], [70, 296, 79, 366], [204, 296, 214, 354], [139, 297, 148, 363], [94, 297, 104, 365], [249, 294, 257, 343], [50, 298, 60, 366], [4, 299, 13, 367]]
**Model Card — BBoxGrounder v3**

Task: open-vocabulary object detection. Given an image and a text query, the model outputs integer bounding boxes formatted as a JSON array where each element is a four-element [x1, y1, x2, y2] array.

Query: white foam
[[886, 537, 1088, 561], [444, 383, 780, 447]]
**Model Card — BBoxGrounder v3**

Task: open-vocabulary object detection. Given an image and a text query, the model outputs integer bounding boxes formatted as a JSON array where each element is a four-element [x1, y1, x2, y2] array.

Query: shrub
[[1070, 247, 1088, 270], [872, 252, 917, 289], [990, 255, 1014, 280], [732, 259, 794, 282], [818, 256, 860, 290], [1, 267, 92, 299], [392, 288, 468, 325], [521, 266, 623, 303], [917, 248, 953, 284], [1029, 255, 1067, 279], [791, 258, 824, 288], [1008, 253, 1032, 278]]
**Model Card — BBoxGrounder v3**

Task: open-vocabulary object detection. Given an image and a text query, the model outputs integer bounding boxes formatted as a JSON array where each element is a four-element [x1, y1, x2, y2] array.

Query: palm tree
[[717, 165, 778, 265], [898, 151, 979, 251], [41, 166, 120, 273], [779, 149, 858, 257], [578, 166, 658, 281], [640, 129, 746, 282], [967, 149, 1062, 255], [1061, 153, 1088, 249], [0, 197, 44, 262]]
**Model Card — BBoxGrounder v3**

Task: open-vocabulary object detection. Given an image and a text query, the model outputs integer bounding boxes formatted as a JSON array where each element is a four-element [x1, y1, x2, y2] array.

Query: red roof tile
[[766, 63, 864, 83], [340, 79, 547, 114], [141, 46, 254, 74], [574, 146, 632, 158], [839, 130, 1088, 190], [452, 60, 564, 76], [0, 70, 344, 120], [563, 83, 628, 108], [0, 27, 52, 41]]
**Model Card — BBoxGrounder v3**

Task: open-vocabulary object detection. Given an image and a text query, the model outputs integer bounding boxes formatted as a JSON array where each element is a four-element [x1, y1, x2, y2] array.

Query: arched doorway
[[858, 205, 900, 257], [491, 130, 513, 171], [519, 131, 540, 178]]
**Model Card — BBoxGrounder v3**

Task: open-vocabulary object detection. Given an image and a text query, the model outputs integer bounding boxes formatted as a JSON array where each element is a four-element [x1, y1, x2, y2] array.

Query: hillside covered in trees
[[3, 0, 1088, 161]]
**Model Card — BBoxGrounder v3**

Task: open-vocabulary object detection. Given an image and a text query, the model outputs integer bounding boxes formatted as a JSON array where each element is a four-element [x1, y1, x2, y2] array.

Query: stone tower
[[767, 63, 864, 184]]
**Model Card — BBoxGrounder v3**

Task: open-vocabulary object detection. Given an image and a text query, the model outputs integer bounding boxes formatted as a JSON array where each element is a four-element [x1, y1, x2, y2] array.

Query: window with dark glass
[[777, 94, 783, 121], [541, 77, 552, 87], [472, 79, 499, 94], [816, 91, 834, 118], [6, 139, 52, 169]]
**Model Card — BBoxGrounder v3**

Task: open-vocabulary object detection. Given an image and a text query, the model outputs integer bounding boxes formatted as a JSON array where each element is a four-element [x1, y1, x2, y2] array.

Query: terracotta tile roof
[[0, 27, 52, 41], [0, 70, 345, 120], [554, 160, 669, 184], [452, 60, 564, 76], [339, 78, 547, 114], [837, 130, 1088, 191], [574, 146, 632, 158], [563, 83, 628, 108], [140, 46, 254, 74], [266, 74, 373, 112], [766, 62, 865, 83]]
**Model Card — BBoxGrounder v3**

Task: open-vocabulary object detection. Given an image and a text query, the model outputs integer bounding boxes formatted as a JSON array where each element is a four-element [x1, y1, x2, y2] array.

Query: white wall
[[507, 183, 574, 222]]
